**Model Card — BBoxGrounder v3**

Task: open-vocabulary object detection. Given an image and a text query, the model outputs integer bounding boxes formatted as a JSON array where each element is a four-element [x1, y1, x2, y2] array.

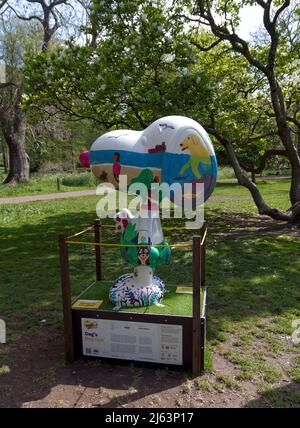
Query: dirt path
[[0, 190, 251, 205], [0, 189, 97, 205], [1, 328, 298, 408]]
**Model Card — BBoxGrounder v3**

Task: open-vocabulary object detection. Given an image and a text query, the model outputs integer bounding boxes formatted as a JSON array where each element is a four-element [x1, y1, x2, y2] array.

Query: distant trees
[[0, 0, 83, 183], [24, 1, 300, 222]]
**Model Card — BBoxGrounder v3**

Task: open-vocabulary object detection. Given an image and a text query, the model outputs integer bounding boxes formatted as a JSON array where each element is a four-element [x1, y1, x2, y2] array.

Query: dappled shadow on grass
[[245, 381, 300, 408], [206, 208, 300, 237], [0, 208, 300, 328], [207, 234, 300, 315], [0, 207, 300, 407]]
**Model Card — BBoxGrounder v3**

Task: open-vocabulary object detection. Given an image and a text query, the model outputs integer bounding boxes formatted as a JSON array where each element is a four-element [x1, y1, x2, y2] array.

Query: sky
[[238, 4, 264, 40]]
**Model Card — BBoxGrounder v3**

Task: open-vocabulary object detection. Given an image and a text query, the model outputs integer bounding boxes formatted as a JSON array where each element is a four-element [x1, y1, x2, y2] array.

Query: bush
[[217, 166, 236, 180], [38, 161, 76, 174], [60, 172, 96, 187]]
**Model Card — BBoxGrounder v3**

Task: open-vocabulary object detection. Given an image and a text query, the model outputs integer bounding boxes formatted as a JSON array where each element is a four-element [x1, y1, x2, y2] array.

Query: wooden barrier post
[[192, 235, 202, 376], [200, 222, 207, 287], [94, 219, 102, 281], [59, 233, 74, 363]]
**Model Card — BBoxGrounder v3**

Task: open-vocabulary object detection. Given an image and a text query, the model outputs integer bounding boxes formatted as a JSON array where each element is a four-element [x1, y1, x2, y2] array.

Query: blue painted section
[[90, 149, 218, 201], [90, 149, 216, 177], [90, 149, 165, 169]]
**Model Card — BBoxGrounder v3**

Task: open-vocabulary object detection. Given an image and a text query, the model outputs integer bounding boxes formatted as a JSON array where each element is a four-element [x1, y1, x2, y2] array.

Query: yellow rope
[[201, 228, 208, 246], [65, 223, 206, 248], [65, 240, 193, 248], [163, 226, 202, 231], [67, 226, 94, 239], [98, 224, 204, 231]]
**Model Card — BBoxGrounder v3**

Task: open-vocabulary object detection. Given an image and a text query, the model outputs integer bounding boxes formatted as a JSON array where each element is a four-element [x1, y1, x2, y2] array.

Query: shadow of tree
[[0, 327, 186, 408], [0, 204, 300, 407], [245, 382, 300, 408]]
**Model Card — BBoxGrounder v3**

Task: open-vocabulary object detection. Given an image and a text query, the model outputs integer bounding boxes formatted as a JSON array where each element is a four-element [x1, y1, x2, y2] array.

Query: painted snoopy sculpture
[[80, 116, 218, 310]]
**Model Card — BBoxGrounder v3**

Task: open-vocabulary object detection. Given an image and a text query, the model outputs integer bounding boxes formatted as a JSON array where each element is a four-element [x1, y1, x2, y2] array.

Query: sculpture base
[[109, 266, 165, 310]]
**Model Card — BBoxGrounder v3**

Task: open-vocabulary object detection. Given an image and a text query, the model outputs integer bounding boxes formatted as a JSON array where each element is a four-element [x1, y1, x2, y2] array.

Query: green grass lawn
[[0, 166, 291, 204], [74, 281, 205, 316], [210, 178, 292, 213], [0, 178, 299, 407], [0, 171, 97, 198]]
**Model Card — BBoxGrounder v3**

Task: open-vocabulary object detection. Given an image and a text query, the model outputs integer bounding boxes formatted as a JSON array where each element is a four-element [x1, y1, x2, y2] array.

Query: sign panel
[[81, 318, 183, 365], [73, 300, 103, 309]]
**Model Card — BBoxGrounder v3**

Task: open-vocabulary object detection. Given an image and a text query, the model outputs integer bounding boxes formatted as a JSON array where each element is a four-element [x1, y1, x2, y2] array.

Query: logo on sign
[[84, 320, 98, 330]]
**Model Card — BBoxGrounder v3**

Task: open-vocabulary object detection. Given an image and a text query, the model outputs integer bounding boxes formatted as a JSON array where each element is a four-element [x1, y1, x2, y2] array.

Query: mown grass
[[0, 165, 291, 201], [0, 178, 299, 407], [75, 281, 204, 316], [0, 171, 97, 198]]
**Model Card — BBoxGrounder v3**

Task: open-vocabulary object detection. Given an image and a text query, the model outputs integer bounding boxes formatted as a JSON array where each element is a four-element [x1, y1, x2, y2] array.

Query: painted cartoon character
[[112, 152, 121, 183], [80, 115, 218, 204], [137, 247, 150, 265], [179, 134, 211, 179]]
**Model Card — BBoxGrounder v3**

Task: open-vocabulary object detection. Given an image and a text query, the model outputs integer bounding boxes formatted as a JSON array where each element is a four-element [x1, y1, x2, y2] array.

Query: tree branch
[[0, 0, 8, 10], [190, 37, 222, 52], [203, 124, 295, 221], [273, 0, 291, 25], [240, 149, 288, 174], [8, 5, 43, 23], [192, 1, 268, 74]]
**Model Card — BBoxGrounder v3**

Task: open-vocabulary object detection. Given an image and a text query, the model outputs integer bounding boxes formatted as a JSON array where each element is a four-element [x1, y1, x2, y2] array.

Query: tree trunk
[[4, 141, 29, 184], [192, 1, 300, 216], [267, 74, 300, 204], [251, 170, 256, 184], [206, 126, 300, 223], [2, 143, 8, 173], [2, 115, 29, 184]]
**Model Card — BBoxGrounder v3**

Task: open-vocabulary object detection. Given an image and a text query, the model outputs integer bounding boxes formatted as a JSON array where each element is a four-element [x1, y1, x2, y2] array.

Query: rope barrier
[[65, 222, 207, 249], [67, 222, 206, 235], [67, 225, 94, 239], [201, 228, 208, 246], [65, 240, 193, 248], [99, 224, 203, 231]]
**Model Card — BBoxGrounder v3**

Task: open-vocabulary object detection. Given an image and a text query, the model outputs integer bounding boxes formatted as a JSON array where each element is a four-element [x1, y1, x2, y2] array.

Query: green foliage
[[23, 0, 299, 176], [23, 0, 199, 127], [26, 119, 103, 172], [61, 172, 96, 187]]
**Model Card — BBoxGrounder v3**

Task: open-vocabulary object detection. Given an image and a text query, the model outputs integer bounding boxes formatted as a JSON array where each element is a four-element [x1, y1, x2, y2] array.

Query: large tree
[[179, 0, 300, 221], [24, 0, 300, 222], [0, 0, 80, 183]]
